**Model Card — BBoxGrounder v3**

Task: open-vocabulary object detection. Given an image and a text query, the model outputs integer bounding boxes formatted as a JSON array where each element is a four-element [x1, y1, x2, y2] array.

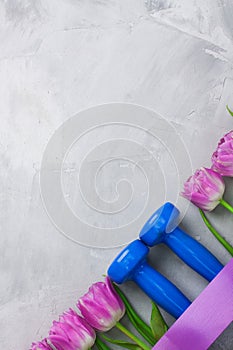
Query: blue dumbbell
[[139, 202, 223, 281], [108, 239, 191, 318]]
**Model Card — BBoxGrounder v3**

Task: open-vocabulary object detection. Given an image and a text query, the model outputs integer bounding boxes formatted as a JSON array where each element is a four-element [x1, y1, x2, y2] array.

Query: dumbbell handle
[[133, 261, 191, 318], [164, 227, 223, 281]]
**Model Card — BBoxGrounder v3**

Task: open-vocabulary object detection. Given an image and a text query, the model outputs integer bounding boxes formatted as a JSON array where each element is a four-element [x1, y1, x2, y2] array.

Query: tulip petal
[[49, 309, 96, 350], [211, 130, 233, 177], [181, 168, 225, 211], [30, 339, 51, 350], [77, 277, 125, 331]]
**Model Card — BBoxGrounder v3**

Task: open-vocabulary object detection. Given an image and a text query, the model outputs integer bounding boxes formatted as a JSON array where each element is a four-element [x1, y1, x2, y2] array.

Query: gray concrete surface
[[0, 1, 232, 349]]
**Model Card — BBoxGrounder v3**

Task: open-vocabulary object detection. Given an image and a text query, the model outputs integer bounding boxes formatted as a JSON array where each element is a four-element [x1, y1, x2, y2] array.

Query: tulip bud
[[49, 309, 96, 350], [77, 277, 125, 331], [211, 130, 233, 176], [181, 167, 225, 211]]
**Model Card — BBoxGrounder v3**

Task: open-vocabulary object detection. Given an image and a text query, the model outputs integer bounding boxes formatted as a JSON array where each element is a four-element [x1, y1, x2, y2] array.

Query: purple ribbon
[[152, 258, 233, 350]]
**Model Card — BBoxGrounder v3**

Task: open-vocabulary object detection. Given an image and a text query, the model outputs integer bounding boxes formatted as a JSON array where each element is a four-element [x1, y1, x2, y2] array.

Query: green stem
[[226, 105, 233, 117], [199, 209, 233, 256], [219, 198, 233, 213], [95, 335, 112, 350], [115, 322, 151, 350], [113, 284, 155, 345], [125, 309, 155, 345]]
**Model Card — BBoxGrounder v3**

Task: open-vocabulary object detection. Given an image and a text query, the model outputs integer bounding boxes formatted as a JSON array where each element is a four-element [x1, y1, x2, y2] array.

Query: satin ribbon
[[152, 258, 233, 350]]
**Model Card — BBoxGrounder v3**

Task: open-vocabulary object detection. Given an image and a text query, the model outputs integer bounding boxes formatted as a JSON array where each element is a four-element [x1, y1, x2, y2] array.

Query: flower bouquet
[[30, 107, 233, 350]]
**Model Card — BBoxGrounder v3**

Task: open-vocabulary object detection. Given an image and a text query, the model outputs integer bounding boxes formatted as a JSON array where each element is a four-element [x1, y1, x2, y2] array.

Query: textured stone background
[[0, 1, 233, 349]]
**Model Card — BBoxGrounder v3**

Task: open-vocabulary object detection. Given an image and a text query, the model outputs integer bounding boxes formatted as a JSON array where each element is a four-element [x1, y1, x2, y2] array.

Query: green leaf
[[95, 336, 112, 350], [150, 302, 168, 341], [226, 105, 233, 117], [101, 334, 142, 350], [113, 284, 155, 345], [199, 209, 233, 256], [95, 340, 103, 350]]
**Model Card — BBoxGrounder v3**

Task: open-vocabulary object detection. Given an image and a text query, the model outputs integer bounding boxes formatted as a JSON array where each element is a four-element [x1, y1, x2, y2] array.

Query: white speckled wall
[[0, 1, 232, 349]]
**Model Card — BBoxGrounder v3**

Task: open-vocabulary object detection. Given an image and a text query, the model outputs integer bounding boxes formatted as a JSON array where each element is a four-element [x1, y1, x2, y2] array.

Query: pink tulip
[[211, 130, 233, 176], [77, 277, 125, 331], [181, 167, 225, 211], [30, 339, 51, 350], [48, 309, 96, 350]]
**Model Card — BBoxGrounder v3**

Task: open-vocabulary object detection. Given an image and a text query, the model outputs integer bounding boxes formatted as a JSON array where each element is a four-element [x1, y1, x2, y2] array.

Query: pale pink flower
[[181, 167, 225, 211], [77, 277, 125, 331], [211, 130, 233, 176], [49, 309, 96, 350]]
